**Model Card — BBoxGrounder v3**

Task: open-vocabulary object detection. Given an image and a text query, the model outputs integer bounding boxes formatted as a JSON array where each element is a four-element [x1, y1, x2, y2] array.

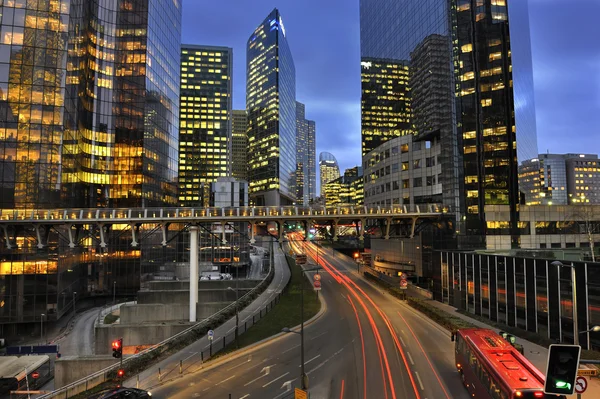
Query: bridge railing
[[0, 204, 449, 222]]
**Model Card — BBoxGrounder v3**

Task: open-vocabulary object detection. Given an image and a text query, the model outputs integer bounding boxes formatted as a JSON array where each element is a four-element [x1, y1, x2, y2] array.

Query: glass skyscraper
[[319, 152, 340, 198], [295, 101, 316, 206], [360, 0, 538, 248], [231, 110, 248, 181], [0, 0, 182, 331], [246, 8, 296, 206], [178, 45, 232, 207]]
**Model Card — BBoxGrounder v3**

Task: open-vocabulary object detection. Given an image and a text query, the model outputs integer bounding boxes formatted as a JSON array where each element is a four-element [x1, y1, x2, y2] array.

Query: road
[[53, 307, 98, 356], [123, 241, 290, 391], [144, 236, 470, 399]]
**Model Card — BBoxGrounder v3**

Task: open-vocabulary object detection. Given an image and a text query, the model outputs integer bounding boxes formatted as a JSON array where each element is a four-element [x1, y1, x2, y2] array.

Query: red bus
[[452, 328, 566, 399]]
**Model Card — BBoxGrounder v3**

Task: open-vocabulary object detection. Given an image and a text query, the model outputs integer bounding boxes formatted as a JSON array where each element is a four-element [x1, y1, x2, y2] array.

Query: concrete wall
[[95, 323, 192, 355], [147, 280, 258, 291], [137, 289, 250, 304], [55, 356, 119, 388], [120, 303, 228, 323]]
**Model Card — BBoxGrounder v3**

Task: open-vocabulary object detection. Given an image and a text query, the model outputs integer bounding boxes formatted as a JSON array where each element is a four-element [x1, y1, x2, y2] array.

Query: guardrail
[[40, 262, 276, 399], [96, 301, 137, 326]]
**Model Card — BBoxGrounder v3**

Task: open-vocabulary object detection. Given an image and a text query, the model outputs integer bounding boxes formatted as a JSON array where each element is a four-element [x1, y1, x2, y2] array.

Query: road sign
[[313, 273, 321, 281], [400, 279, 408, 289], [575, 376, 587, 394], [578, 367, 598, 377], [207, 330, 214, 341], [313, 280, 321, 291], [400, 273, 407, 281], [295, 387, 308, 399], [31, 372, 39, 379]]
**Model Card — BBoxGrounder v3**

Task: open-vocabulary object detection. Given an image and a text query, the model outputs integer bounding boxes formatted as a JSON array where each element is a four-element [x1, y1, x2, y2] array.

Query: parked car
[[95, 387, 152, 398], [209, 274, 223, 280], [221, 273, 232, 280], [200, 276, 209, 281]]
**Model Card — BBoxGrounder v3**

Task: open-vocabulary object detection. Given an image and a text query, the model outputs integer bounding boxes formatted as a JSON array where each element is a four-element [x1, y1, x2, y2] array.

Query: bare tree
[[571, 205, 600, 262]]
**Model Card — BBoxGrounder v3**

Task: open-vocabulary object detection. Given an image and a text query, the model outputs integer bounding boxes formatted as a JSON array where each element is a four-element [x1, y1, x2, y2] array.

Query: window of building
[[413, 178, 423, 188], [413, 159, 421, 169], [426, 176, 434, 186], [402, 162, 409, 171], [392, 163, 399, 173], [426, 157, 435, 167], [393, 181, 399, 190], [385, 166, 390, 175], [401, 144, 409, 153], [403, 179, 409, 189], [392, 146, 399, 154], [385, 182, 391, 192]]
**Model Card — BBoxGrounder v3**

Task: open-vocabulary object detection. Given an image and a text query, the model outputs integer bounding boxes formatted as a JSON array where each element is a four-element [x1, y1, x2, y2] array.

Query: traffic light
[[117, 369, 125, 378], [112, 338, 123, 359], [544, 344, 581, 395]]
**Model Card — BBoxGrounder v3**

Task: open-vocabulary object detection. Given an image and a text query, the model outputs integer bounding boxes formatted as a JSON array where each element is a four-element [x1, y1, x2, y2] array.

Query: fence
[[39, 258, 277, 399]]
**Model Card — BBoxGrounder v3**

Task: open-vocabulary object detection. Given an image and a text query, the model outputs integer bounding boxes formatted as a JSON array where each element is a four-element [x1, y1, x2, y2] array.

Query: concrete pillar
[[189, 225, 199, 322]]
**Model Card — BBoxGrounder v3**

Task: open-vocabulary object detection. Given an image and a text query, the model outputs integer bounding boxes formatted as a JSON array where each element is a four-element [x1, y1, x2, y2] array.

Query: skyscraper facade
[[306, 118, 316, 202], [360, 0, 538, 248], [178, 45, 232, 207], [62, 0, 181, 208], [295, 101, 316, 206], [231, 110, 248, 181], [319, 152, 340, 198], [246, 9, 296, 206]]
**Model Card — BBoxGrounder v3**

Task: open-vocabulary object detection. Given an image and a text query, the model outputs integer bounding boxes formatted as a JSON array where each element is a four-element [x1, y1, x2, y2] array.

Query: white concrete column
[[189, 225, 199, 322]]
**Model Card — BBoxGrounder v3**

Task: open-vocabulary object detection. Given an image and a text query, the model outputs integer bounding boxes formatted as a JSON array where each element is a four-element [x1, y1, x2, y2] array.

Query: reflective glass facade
[[231, 110, 248, 181], [0, 0, 182, 331], [178, 45, 232, 207], [295, 101, 315, 206], [360, 0, 538, 248], [306, 118, 316, 202], [246, 9, 296, 206], [319, 151, 340, 198], [62, 0, 181, 208]]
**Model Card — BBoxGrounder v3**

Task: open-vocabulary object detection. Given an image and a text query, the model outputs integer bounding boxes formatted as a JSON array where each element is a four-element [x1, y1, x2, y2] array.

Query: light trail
[[347, 296, 368, 399]]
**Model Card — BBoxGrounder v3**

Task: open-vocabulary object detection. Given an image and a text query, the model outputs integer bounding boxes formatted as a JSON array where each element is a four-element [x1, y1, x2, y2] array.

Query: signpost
[[399, 273, 408, 290], [31, 372, 39, 379], [207, 330, 214, 341], [575, 376, 587, 396], [295, 387, 308, 399], [313, 273, 321, 291]]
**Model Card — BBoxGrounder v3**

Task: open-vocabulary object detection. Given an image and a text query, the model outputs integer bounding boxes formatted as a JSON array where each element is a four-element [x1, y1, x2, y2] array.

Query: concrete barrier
[[95, 323, 192, 355], [147, 280, 259, 291], [55, 356, 119, 388], [119, 303, 228, 324]]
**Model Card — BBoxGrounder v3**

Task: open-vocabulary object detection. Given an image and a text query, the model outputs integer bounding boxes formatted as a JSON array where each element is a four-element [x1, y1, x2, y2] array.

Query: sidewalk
[[123, 243, 291, 390], [426, 299, 600, 399]]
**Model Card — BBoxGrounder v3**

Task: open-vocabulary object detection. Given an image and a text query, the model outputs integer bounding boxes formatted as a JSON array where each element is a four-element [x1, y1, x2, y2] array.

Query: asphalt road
[[145, 236, 471, 399]]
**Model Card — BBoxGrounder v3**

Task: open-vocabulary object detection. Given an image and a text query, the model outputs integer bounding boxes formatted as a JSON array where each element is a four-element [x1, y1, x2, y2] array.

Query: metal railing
[[0, 204, 449, 224], [39, 262, 276, 399]]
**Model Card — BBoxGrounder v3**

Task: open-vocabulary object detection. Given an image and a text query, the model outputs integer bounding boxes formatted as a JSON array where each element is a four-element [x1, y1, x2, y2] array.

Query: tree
[[571, 205, 600, 263]]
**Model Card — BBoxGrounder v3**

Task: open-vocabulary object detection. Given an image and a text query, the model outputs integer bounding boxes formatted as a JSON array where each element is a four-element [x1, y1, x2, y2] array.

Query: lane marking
[[399, 337, 406, 346], [310, 331, 328, 341], [406, 351, 415, 365], [303, 354, 321, 366], [227, 355, 252, 371], [239, 395, 250, 399], [307, 347, 345, 375], [281, 344, 300, 354], [262, 371, 290, 387], [216, 375, 236, 386], [202, 387, 210, 391], [182, 352, 198, 362], [415, 371, 425, 391], [244, 372, 268, 386]]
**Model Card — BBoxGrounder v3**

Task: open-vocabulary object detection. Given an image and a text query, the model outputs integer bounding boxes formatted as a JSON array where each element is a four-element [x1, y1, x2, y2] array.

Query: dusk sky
[[182, 0, 600, 174]]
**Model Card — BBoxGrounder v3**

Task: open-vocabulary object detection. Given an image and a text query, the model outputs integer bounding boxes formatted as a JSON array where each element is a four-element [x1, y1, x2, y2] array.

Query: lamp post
[[551, 261, 579, 345], [73, 292, 77, 315], [40, 313, 45, 343], [227, 284, 239, 348], [282, 266, 321, 391], [113, 281, 116, 305]]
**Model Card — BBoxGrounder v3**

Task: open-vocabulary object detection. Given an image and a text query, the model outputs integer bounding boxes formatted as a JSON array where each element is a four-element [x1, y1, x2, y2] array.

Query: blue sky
[[182, 0, 600, 173]]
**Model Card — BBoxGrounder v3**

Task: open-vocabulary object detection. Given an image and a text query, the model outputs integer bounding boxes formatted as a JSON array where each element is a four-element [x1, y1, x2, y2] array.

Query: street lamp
[[580, 326, 600, 334], [227, 286, 239, 348], [550, 261, 579, 345], [73, 292, 77, 315], [40, 313, 45, 343], [282, 266, 320, 391], [113, 281, 116, 304]]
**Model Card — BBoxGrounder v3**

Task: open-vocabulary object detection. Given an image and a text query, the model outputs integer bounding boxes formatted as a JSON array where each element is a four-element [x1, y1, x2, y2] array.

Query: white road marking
[[307, 347, 345, 375], [399, 337, 406, 346], [202, 387, 210, 391], [239, 395, 250, 399], [406, 351, 415, 365], [182, 352, 198, 362], [310, 331, 328, 341], [415, 371, 425, 391], [227, 355, 252, 371], [216, 375, 236, 386], [262, 371, 290, 387], [281, 344, 300, 354], [302, 354, 321, 366]]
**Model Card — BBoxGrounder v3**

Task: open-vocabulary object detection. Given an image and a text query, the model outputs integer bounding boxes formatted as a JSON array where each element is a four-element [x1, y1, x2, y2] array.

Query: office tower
[[62, 0, 182, 208], [232, 110, 248, 181], [360, 0, 538, 248], [295, 102, 316, 206], [246, 9, 296, 206], [520, 153, 600, 205], [307, 118, 316, 202], [319, 152, 340, 198], [324, 166, 364, 207], [360, 59, 412, 157], [178, 45, 232, 207]]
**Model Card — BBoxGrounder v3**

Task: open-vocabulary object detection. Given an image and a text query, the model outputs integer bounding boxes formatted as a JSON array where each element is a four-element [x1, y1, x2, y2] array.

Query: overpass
[[0, 204, 449, 249]]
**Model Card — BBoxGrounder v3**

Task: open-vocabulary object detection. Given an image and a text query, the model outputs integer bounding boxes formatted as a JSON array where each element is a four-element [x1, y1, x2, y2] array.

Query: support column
[[189, 226, 199, 323], [332, 220, 338, 242], [359, 218, 366, 241], [384, 218, 392, 240], [278, 221, 284, 243]]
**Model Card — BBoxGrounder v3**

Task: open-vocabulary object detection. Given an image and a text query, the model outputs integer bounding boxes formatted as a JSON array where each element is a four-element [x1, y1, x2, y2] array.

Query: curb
[[143, 284, 328, 391]]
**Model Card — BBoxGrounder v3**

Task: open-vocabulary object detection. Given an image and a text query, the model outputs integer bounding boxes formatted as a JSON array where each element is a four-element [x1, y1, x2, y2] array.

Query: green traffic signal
[[554, 381, 571, 390]]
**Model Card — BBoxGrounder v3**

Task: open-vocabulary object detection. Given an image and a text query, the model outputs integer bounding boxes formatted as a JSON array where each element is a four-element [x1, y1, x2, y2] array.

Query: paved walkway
[[426, 299, 600, 398], [123, 242, 291, 390]]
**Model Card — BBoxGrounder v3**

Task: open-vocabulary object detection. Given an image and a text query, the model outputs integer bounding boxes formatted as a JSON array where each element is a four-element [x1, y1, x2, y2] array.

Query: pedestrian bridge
[[0, 204, 450, 248]]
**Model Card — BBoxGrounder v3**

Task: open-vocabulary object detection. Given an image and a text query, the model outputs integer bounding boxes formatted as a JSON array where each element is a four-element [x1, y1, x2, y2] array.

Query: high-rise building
[[319, 152, 340, 198], [520, 153, 600, 205], [295, 102, 316, 206], [232, 110, 248, 181], [324, 166, 364, 207], [178, 45, 232, 207], [360, 0, 538, 249], [246, 9, 296, 206], [360, 59, 412, 157]]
